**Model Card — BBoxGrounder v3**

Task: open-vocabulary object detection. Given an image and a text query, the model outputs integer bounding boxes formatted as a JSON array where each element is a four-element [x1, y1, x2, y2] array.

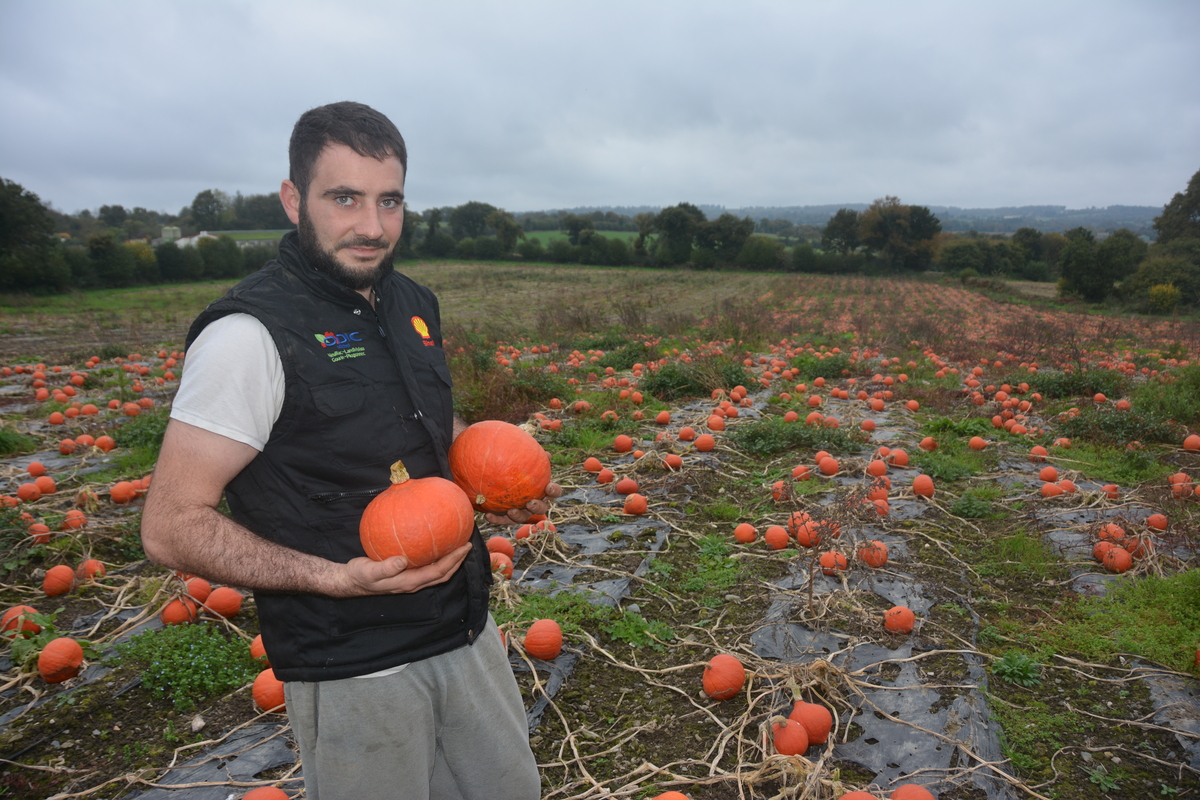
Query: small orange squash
[[161, 597, 198, 625], [858, 540, 888, 568], [242, 787, 290, 800], [250, 633, 269, 666], [43, 564, 76, 597], [38, 636, 84, 683], [205, 586, 244, 618], [449, 421, 552, 513], [771, 716, 809, 755], [912, 475, 935, 498], [360, 461, 475, 568], [623, 493, 648, 515], [75, 558, 106, 581], [789, 700, 833, 745], [524, 619, 563, 660], [884, 605, 915, 634], [702, 653, 745, 700], [253, 667, 286, 712], [2, 605, 40, 638]]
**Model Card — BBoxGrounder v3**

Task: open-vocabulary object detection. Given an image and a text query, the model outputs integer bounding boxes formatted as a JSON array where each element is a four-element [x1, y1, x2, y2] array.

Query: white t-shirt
[[171, 314, 285, 451], [172, 312, 406, 678]]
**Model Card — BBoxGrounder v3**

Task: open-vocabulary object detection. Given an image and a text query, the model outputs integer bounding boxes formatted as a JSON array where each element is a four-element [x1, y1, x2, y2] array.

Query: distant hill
[[539, 203, 1162, 237]]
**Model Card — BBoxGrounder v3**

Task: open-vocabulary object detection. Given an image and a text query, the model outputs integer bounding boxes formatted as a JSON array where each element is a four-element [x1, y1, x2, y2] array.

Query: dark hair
[[288, 101, 408, 198]]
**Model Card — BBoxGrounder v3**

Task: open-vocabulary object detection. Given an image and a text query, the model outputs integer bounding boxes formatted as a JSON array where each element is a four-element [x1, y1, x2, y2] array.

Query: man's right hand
[[337, 543, 472, 596]]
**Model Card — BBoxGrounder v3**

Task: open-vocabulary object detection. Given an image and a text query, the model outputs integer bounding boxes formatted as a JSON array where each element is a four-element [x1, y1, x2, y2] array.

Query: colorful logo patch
[[411, 316, 436, 346], [314, 331, 363, 349]]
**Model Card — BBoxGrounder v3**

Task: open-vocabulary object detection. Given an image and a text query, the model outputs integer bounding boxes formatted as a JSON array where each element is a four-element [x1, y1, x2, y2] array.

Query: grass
[[1052, 442, 1174, 485], [1055, 406, 1186, 447], [977, 530, 1061, 581], [728, 417, 865, 457], [1131, 363, 1200, 427], [638, 356, 751, 400], [911, 438, 987, 481], [1041, 570, 1200, 673]]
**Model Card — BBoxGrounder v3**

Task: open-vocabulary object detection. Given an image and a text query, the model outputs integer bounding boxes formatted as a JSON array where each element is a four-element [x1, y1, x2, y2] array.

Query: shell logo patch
[[411, 316, 435, 346]]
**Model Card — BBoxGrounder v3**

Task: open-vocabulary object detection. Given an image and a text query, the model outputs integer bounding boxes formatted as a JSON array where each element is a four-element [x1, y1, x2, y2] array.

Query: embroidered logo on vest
[[313, 331, 366, 362], [411, 316, 436, 346]]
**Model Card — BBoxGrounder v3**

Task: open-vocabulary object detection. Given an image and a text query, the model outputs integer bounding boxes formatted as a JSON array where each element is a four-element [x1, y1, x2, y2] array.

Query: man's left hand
[[484, 482, 564, 526]]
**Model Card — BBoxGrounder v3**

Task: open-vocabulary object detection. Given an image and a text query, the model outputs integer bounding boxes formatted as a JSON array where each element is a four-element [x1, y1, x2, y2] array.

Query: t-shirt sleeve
[[171, 313, 285, 451]]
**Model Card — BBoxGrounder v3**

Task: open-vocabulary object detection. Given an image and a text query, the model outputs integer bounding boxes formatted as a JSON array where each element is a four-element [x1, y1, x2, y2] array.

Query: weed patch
[[113, 623, 260, 712], [729, 417, 864, 457]]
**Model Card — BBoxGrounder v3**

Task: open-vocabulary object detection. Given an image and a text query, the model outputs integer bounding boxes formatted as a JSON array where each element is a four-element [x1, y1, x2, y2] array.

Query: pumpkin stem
[[389, 460, 411, 485], [788, 678, 803, 702]]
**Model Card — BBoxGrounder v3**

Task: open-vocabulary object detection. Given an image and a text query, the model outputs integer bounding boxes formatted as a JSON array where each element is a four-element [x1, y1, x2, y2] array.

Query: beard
[[297, 202, 396, 291]]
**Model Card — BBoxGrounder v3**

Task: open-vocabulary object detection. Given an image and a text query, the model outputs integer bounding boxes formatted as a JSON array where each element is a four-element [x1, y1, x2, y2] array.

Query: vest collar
[[278, 230, 384, 311]]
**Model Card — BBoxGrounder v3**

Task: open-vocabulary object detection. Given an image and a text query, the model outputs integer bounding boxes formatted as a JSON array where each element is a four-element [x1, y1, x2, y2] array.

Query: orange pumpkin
[[890, 784, 936, 800], [43, 564, 76, 596], [37, 637, 84, 683], [884, 605, 915, 634], [663, 453, 683, 471], [615, 477, 639, 495], [486, 535, 515, 559], [858, 540, 888, 568], [449, 421, 551, 513], [702, 653, 745, 700], [186, 577, 212, 602], [733, 523, 757, 544], [250, 634, 269, 666], [763, 526, 789, 550], [789, 700, 833, 745], [205, 586, 244, 618], [110, 481, 137, 504], [525, 619, 563, 660], [818, 551, 848, 575], [161, 597, 198, 625], [490, 551, 514, 579], [75, 558, 106, 581], [359, 460, 475, 568], [253, 667, 286, 712], [2, 605, 41, 638], [623, 493, 648, 515], [771, 717, 809, 755], [242, 787, 290, 800], [912, 474, 935, 498]]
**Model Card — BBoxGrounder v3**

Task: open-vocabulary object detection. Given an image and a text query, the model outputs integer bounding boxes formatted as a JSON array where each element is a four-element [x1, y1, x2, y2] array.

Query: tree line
[[2, 169, 1197, 312]]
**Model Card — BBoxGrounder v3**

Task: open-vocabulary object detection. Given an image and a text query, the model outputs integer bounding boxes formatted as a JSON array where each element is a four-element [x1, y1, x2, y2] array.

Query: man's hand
[[337, 543, 472, 596], [483, 482, 564, 526]]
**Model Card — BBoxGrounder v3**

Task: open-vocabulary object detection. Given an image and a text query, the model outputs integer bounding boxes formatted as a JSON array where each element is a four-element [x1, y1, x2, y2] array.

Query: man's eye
[[335, 196, 354, 206], [380, 199, 399, 209]]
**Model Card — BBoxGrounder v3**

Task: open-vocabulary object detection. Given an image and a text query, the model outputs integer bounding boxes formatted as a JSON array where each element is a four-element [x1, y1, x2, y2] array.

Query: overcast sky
[[2, 1, 1197, 217]]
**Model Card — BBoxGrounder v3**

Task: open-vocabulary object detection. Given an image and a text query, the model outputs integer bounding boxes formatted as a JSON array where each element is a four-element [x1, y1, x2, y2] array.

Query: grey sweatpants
[[285, 616, 540, 800]]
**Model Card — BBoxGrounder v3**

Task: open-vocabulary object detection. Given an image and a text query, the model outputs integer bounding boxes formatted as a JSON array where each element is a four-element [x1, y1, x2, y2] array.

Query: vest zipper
[[309, 487, 389, 504]]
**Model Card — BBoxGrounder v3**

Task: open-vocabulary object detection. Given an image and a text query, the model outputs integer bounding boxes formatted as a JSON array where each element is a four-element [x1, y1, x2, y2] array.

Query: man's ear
[[280, 180, 301, 225]]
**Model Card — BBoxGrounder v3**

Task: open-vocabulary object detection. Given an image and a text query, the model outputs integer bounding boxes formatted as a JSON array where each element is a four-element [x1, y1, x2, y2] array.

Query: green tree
[[398, 205, 422, 258], [88, 231, 136, 287], [1096, 228, 1148, 291], [424, 208, 443, 239], [858, 197, 941, 270], [1058, 227, 1100, 300], [561, 214, 595, 245], [485, 209, 525, 254], [695, 213, 755, 265], [155, 241, 203, 282], [938, 239, 988, 275], [99, 204, 128, 228], [652, 202, 706, 265], [1153, 168, 1200, 244], [820, 208, 860, 255], [0, 178, 70, 293], [1011, 227, 1044, 264], [736, 235, 785, 271], [449, 201, 498, 240], [197, 236, 244, 278], [1122, 256, 1200, 306], [126, 240, 159, 283], [190, 189, 229, 232]]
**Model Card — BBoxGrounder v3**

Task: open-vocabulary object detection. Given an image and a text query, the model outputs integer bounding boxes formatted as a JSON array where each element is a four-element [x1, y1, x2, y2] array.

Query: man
[[141, 101, 547, 799]]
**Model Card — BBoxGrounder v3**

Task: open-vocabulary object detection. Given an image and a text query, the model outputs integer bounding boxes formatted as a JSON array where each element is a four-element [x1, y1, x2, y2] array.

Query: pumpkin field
[[1, 265, 1199, 800]]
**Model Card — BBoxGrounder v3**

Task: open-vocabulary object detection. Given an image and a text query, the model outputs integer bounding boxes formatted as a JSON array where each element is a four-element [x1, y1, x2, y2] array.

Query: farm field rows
[[1, 264, 1199, 800]]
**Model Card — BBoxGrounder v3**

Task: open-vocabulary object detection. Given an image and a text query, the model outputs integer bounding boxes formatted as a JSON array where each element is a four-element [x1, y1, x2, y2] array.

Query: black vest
[[186, 232, 490, 682]]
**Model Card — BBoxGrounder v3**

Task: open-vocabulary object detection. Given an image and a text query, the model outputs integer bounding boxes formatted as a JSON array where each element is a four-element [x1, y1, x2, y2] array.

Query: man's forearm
[[142, 493, 351, 597]]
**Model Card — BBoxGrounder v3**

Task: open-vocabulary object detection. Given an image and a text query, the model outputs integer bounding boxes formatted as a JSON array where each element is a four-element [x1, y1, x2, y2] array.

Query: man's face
[[281, 143, 405, 291]]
